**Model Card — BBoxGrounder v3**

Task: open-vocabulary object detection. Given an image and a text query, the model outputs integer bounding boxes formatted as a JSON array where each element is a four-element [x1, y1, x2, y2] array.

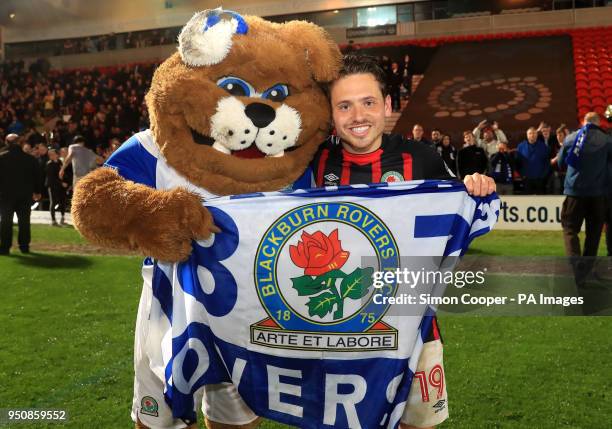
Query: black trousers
[[561, 195, 607, 285], [561, 195, 607, 257], [0, 197, 32, 252], [48, 186, 67, 222], [606, 197, 612, 257]]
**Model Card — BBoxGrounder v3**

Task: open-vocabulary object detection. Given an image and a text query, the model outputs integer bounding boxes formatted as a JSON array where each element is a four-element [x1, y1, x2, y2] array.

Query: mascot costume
[[72, 8, 341, 429]]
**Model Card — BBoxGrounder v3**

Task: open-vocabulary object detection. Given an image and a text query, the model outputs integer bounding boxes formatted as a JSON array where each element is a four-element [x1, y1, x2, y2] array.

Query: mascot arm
[[71, 167, 218, 262]]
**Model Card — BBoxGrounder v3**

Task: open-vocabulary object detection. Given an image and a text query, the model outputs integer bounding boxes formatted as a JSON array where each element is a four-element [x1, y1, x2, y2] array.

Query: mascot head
[[147, 8, 341, 195]]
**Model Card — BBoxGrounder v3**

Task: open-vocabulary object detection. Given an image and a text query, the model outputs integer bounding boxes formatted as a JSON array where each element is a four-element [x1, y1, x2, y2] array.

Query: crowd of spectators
[[0, 59, 156, 222], [405, 119, 580, 195], [0, 60, 153, 152]]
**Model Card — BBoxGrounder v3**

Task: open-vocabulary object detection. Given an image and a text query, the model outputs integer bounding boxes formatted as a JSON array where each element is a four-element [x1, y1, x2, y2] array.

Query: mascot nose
[[244, 102, 276, 128]]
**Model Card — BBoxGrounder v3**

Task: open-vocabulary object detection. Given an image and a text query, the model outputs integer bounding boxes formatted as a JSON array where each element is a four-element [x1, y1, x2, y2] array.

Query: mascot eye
[[262, 84, 289, 102], [216, 77, 254, 97]]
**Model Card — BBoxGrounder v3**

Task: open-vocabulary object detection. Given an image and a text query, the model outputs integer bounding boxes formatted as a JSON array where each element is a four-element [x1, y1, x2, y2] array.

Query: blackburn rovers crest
[[251, 202, 399, 351]]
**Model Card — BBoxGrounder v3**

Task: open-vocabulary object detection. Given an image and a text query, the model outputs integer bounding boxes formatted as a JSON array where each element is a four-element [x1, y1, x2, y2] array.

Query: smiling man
[[313, 54, 494, 195], [313, 54, 495, 429]]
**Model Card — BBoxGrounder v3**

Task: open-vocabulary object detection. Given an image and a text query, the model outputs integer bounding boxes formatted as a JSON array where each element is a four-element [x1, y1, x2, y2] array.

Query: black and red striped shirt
[[312, 133, 448, 345], [312, 133, 454, 187]]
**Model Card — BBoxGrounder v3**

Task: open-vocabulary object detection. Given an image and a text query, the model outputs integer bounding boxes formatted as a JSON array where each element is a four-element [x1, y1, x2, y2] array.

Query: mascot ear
[[178, 8, 249, 67], [281, 21, 342, 83]]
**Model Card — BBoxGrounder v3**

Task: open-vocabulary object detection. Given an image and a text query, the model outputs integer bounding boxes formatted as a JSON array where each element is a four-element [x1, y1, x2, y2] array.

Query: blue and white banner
[[148, 180, 499, 428]]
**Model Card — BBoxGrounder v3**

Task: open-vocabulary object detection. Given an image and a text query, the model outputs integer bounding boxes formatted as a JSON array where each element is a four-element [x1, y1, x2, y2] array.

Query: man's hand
[[477, 119, 487, 129], [463, 173, 496, 196], [492, 121, 499, 131]]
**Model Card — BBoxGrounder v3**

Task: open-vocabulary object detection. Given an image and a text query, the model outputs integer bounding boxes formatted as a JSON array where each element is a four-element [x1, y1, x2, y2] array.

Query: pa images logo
[[251, 202, 399, 351]]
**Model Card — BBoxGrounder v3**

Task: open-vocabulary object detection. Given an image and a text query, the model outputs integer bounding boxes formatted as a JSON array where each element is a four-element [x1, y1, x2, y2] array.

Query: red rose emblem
[[289, 229, 350, 276]]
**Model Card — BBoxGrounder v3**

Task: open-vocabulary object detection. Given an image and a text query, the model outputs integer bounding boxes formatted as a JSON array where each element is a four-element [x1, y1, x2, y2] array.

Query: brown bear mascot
[[71, 8, 341, 429]]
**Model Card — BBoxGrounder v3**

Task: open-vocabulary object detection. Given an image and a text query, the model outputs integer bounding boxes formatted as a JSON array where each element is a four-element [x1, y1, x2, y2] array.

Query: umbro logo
[[432, 399, 446, 413], [323, 173, 339, 184]]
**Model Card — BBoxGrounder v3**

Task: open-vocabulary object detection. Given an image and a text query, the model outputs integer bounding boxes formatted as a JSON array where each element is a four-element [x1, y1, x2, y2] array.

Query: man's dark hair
[[73, 135, 85, 144], [331, 54, 388, 97]]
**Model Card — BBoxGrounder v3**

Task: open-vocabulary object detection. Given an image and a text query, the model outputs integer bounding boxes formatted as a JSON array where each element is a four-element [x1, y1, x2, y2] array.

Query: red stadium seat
[[576, 88, 589, 98], [577, 98, 590, 107], [589, 81, 604, 89], [575, 81, 588, 90], [575, 67, 587, 75], [592, 97, 606, 106]]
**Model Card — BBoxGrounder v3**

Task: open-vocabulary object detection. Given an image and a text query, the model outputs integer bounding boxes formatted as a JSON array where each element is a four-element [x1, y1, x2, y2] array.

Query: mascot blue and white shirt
[[106, 130, 499, 429]]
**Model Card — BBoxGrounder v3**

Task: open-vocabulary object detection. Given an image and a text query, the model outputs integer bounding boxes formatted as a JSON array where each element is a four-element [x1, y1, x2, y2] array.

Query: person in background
[[388, 61, 403, 112], [551, 124, 570, 194], [606, 108, 612, 257], [59, 135, 99, 187], [607, 177, 612, 257], [408, 123, 432, 148], [489, 142, 515, 195], [45, 148, 68, 226], [558, 112, 612, 284], [58, 146, 73, 193], [22, 142, 33, 155], [0, 135, 42, 254], [516, 127, 550, 194], [3, 133, 19, 152], [473, 119, 508, 157], [435, 134, 458, 176], [34, 143, 50, 207], [457, 131, 488, 178], [537, 122, 560, 194], [402, 54, 413, 99], [431, 129, 443, 147]]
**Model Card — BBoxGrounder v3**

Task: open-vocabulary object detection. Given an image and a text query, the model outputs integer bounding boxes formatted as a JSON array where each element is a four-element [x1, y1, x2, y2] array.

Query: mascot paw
[[133, 188, 219, 262]]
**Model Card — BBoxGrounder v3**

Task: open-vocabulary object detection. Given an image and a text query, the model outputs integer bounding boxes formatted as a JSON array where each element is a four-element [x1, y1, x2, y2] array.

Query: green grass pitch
[[1, 226, 610, 428]]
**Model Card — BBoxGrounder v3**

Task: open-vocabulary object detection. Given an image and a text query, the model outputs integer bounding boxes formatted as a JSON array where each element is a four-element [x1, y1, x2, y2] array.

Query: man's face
[[37, 144, 48, 156], [330, 73, 391, 154], [463, 133, 474, 146], [542, 127, 551, 138], [431, 130, 441, 142], [527, 129, 538, 144], [413, 125, 424, 140], [483, 129, 494, 141]]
